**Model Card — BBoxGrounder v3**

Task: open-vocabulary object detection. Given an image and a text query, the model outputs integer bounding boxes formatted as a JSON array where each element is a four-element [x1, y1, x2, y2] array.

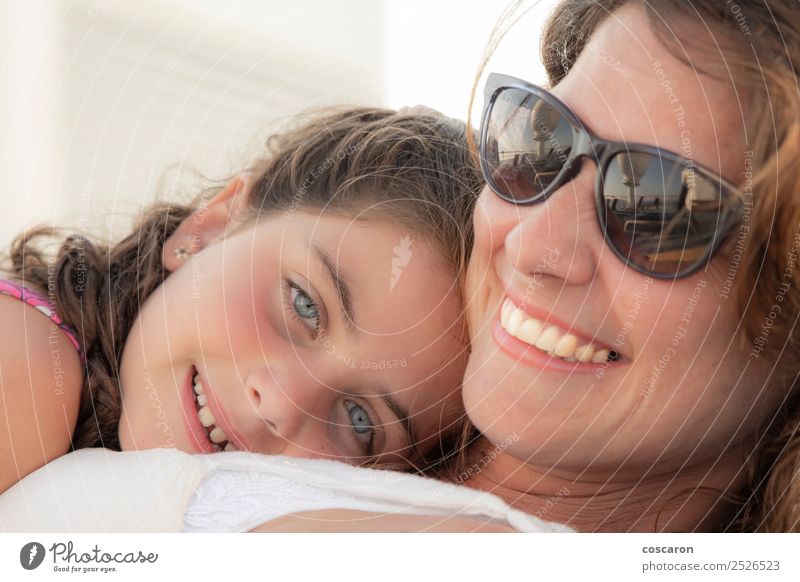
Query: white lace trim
[[183, 469, 420, 532], [183, 454, 573, 533]]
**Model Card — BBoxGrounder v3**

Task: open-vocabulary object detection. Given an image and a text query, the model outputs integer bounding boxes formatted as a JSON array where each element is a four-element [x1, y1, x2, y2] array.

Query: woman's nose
[[500, 165, 601, 286]]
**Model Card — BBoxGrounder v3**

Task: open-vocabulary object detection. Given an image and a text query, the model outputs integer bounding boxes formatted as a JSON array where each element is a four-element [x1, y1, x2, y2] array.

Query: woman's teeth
[[193, 372, 238, 452], [500, 299, 615, 364]]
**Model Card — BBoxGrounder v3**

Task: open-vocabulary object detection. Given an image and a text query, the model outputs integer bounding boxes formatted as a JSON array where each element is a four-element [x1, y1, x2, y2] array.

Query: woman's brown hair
[[1, 107, 482, 472], [470, 0, 800, 531]]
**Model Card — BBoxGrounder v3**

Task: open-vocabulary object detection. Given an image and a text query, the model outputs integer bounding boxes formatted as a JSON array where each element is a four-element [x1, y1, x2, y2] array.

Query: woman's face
[[118, 204, 467, 467], [464, 5, 771, 475]]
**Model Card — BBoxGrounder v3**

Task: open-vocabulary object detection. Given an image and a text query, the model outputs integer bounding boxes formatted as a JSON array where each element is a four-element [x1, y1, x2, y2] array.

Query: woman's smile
[[495, 297, 621, 371]]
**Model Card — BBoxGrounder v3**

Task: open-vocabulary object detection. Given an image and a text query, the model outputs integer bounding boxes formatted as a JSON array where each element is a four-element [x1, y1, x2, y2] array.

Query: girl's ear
[[163, 172, 256, 272]]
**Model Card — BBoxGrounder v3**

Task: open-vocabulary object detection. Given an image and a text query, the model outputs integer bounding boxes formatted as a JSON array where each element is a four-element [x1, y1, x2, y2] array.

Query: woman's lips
[[492, 313, 621, 374], [499, 298, 618, 361], [501, 289, 617, 352]]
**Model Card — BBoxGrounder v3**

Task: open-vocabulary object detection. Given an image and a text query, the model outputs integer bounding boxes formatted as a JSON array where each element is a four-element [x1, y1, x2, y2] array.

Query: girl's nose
[[244, 364, 330, 440], [243, 364, 349, 459]]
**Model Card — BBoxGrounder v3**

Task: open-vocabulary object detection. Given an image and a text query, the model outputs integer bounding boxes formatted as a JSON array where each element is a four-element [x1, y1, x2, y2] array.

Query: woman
[[460, 0, 800, 532]]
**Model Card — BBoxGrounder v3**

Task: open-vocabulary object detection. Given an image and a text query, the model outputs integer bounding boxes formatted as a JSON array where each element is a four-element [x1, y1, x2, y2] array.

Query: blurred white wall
[[383, 0, 556, 120], [0, 0, 553, 248]]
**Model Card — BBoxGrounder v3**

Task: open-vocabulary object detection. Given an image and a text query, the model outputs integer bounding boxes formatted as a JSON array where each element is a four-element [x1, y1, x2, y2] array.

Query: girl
[[0, 107, 482, 493]]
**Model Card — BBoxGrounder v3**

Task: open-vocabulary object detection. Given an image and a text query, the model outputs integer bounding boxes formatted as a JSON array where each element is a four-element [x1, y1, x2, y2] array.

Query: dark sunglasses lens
[[483, 87, 574, 202], [603, 151, 731, 275]]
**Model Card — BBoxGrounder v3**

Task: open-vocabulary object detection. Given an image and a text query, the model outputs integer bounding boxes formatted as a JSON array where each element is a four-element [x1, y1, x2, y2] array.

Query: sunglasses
[[479, 73, 745, 279]]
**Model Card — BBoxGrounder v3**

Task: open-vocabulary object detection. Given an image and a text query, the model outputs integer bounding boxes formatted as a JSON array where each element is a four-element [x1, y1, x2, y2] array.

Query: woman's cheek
[[473, 187, 516, 256]]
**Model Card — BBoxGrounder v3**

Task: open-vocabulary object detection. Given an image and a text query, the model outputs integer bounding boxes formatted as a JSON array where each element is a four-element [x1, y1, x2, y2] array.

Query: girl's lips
[[182, 365, 217, 454], [192, 366, 250, 452], [492, 315, 622, 374]]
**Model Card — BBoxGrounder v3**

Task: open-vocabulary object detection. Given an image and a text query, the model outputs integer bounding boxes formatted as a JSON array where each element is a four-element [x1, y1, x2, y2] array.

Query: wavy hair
[[1, 107, 483, 473]]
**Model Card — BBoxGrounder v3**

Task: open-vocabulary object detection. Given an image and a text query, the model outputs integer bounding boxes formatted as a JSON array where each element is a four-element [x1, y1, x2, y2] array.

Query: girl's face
[[463, 5, 773, 475], [118, 190, 467, 467]]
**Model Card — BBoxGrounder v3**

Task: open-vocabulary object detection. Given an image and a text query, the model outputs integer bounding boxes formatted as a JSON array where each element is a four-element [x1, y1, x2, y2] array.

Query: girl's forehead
[[255, 210, 462, 343]]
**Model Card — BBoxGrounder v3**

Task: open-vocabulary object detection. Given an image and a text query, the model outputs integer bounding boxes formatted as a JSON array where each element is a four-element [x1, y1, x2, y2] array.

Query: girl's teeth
[[209, 426, 228, 444], [192, 371, 238, 452], [198, 405, 216, 428], [500, 298, 616, 364]]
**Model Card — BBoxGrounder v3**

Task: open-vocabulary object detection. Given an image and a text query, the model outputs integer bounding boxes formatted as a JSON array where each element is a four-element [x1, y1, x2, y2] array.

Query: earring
[[173, 247, 191, 261]]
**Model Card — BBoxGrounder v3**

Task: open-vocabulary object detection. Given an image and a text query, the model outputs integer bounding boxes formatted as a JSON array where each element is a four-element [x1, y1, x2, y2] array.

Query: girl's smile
[[183, 364, 248, 453], [119, 207, 469, 467]]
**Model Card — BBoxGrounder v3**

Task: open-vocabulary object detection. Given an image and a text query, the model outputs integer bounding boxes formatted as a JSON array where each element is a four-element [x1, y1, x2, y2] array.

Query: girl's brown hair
[[471, 0, 800, 531], [2, 107, 482, 472]]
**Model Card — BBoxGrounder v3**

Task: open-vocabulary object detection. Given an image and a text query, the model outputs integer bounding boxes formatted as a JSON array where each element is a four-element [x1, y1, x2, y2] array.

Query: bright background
[[0, 0, 556, 247]]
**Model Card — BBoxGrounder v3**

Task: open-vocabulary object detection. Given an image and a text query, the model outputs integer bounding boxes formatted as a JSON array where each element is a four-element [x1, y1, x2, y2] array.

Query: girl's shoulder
[[0, 278, 83, 493], [0, 276, 85, 362]]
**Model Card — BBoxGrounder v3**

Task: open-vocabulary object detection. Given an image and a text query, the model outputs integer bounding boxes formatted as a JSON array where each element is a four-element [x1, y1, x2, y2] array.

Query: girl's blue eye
[[288, 283, 321, 333], [344, 399, 374, 453]]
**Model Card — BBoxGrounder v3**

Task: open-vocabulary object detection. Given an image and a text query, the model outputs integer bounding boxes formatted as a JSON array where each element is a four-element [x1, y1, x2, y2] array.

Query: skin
[[460, 5, 778, 531], [250, 509, 514, 532], [118, 175, 468, 467], [9, 7, 781, 533], [0, 295, 82, 494]]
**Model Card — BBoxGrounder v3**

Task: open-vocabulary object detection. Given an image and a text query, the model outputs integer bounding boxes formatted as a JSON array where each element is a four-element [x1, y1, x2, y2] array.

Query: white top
[[0, 448, 572, 533]]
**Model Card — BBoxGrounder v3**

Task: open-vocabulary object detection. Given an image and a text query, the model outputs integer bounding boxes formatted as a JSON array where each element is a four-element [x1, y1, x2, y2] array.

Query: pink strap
[[0, 279, 86, 365]]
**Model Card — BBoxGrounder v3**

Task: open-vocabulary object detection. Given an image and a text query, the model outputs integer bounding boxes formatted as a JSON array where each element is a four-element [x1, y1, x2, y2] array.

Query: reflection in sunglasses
[[480, 74, 745, 278], [616, 152, 651, 209]]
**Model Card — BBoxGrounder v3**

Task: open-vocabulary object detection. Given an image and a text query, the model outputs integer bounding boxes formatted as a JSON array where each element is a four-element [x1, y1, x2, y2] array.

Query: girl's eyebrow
[[374, 383, 416, 452], [309, 243, 357, 333], [309, 243, 418, 453]]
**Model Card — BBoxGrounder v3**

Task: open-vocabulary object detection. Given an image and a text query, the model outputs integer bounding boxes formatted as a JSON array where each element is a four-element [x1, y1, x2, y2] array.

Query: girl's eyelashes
[[283, 279, 324, 337], [344, 399, 377, 457], [281, 281, 386, 462]]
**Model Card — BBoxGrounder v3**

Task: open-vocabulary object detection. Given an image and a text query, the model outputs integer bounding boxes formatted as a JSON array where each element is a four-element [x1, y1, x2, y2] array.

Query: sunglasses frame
[[479, 72, 745, 280]]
